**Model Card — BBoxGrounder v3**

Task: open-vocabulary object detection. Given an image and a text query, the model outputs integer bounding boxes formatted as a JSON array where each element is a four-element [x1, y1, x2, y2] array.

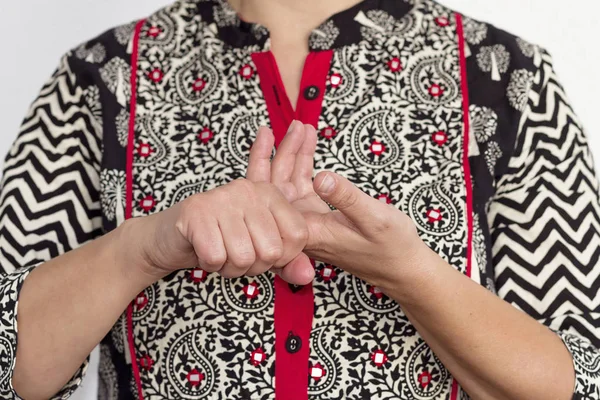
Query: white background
[[0, 1, 598, 399]]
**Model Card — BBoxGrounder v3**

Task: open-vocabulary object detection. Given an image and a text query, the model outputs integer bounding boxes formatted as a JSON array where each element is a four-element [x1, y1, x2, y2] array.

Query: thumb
[[313, 172, 379, 232]]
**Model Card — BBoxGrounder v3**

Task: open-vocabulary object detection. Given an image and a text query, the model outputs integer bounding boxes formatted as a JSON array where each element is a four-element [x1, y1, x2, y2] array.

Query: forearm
[[12, 218, 155, 400], [386, 243, 575, 400]]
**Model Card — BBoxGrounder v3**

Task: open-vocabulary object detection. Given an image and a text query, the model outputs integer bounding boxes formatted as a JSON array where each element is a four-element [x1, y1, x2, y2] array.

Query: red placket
[[252, 49, 333, 399]]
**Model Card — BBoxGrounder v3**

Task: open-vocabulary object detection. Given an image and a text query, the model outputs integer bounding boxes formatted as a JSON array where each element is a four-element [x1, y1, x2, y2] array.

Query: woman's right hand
[[120, 125, 316, 287], [123, 179, 313, 286]]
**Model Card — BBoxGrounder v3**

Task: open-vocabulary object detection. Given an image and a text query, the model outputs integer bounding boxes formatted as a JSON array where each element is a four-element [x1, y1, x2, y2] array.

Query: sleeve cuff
[[557, 331, 600, 399], [0, 265, 88, 399]]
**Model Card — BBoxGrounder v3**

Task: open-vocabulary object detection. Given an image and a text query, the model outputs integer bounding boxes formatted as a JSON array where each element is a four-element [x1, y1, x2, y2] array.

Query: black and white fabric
[[0, 54, 103, 397], [0, 0, 599, 398]]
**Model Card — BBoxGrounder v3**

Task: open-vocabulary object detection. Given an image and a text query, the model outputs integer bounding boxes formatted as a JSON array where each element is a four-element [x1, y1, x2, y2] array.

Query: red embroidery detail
[[431, 131, 448, 146], [377, 194, 392, 204], [192, 78, 206, 92], [138, 354, 154, 371], [147, 26, 162, 38], [371, 349, 388, 367], [239, 64, 255, 79], [309, 362, 326, 381], [370, 140, 386, 156], [190, 269, 208, 283], [198, 127, 214, 144], [250, 347, 266, 366], [148, 68, 164, 83], [186, 368, 205, 387], [329, 73, 343, 87], [136, 142, 154, 157], [139, 195, 156, 212], [242, 282, 260, 299], [435, 16, 450, 27], [320, 127, 337, 140], [387, 57, 403, 72], [418, 370, 433, 388], [427, 208, 443, 223], [135, 293, 148, 310], [318, 265, 336, 282], [428, 84, 444, 97], [369, 286, 384, 299]]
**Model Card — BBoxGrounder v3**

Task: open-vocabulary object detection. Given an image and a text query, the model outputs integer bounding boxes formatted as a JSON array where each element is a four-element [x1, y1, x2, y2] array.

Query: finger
[[244, 208, 284, 276], [291, 124, 318, 197], [267, 189, 309, 267], [313, 172, 384, 235], [271, 120, 305, 186], [219, 212, 256, 278], [193, 217, 227, 273], [246, 126, 275, 182], [278, 252, 315, 285]]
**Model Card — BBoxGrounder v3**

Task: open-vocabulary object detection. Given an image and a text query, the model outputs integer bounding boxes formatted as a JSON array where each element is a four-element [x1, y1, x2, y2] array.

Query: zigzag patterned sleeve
[[0, 53, 103, 398], [488, 49, 600, 398]]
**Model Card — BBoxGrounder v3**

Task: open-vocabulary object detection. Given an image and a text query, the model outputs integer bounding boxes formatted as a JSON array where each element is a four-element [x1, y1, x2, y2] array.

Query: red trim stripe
[[450, 12, 473, 400], [126, 18, 146, 400], [253, 49, 333, 399], [456, 12, 473, 279]]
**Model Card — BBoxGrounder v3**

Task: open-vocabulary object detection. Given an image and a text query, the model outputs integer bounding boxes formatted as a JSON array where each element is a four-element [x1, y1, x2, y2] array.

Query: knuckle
[[260, 245, 284, 263], [203, 251, 226, 267], [288, 224, 309, 245], [369, 210, 394, 234], [232, 250, 256, 269]]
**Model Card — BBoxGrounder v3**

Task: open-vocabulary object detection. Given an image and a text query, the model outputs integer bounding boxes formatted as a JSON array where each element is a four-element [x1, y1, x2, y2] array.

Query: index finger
[[246, 126, 275, 182]]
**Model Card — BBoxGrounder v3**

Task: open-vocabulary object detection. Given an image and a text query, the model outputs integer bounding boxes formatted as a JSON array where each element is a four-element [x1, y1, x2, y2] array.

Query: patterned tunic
[[1, 0, 599, 399]]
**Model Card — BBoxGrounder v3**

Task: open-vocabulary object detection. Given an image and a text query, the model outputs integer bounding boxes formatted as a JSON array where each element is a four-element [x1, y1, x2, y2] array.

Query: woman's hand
[[125, 151, 315, 287], [304, 171, 428, 290], [246, 120, 427, 290]]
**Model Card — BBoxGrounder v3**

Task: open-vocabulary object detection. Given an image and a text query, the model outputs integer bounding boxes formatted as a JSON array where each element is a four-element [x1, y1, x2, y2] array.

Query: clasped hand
[[137, 121, 426, 292]]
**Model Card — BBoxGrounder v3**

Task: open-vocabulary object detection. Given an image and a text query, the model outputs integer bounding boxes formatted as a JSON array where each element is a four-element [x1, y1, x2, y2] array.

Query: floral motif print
[[469, 105, 498, 143], [476, 45, 510, 81], [463, 16, 487, 44], [507, 69, 534, 111], [100, 169, 126, 223], [75, 42, 107, 64], [84, 85, 103, 128], [310, 20, 340, 50], [484, 141, 503, 176], [100, 57, 132, 107]]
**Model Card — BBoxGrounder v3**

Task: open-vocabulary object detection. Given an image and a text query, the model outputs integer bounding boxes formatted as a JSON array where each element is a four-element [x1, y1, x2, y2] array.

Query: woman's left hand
[[303, 170, 428, 291], [247, 121, 428, 290]]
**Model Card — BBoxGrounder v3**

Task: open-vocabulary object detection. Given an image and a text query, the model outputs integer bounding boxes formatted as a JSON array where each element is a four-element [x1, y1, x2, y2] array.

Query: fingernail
[[317, 174, 336, 195], [288, 120, 299, 134]]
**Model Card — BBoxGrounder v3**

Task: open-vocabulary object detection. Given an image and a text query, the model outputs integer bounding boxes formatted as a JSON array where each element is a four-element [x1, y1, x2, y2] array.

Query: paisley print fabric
[[0, 0, 599, 399]]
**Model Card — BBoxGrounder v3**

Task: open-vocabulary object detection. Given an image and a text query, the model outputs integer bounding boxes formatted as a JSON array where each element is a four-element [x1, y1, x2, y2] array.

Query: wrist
[[380, 238, 442, 303], [112, 216, 166, 291]]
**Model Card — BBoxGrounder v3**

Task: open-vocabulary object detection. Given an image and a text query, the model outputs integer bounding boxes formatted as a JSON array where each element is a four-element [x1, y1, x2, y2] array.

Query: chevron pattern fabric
[[490, 50, 600, 398], [0, 54, 102, 398]]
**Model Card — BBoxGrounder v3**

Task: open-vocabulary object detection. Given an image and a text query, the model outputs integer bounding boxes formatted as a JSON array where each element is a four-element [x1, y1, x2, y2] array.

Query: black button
[[288, 284, 304, 293], [303, 85, 320, 100], [286, 332, 302, 354]]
